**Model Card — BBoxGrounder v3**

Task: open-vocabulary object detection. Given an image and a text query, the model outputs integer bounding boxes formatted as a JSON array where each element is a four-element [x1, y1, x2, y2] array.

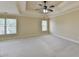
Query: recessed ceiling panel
[[26, 1, 63, 10]]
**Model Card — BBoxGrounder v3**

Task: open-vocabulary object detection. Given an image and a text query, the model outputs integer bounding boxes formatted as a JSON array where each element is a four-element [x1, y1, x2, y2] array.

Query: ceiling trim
[[49, 1, 79, 18]]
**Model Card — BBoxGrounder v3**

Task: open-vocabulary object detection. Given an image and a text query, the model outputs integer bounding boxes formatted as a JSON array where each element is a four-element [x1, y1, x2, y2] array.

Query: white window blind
[[0, 18, 17, 35], [0, 18, 5, 35], [6, 19, 16, 34]]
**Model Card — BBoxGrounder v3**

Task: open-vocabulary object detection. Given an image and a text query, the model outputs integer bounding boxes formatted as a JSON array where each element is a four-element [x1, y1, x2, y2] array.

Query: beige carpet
[[0, 35, 79, 57]]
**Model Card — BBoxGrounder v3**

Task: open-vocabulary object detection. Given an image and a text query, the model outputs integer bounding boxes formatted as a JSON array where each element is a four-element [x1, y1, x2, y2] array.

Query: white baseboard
[[53, 33, 79, 44]]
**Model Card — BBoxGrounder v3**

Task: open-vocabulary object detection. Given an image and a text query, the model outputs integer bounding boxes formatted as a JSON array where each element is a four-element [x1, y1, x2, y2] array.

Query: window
[[0, 18, 17, 35], [42, 20, 48, 31], [0, 18, 5, 35], [6, 19, 16, 34]]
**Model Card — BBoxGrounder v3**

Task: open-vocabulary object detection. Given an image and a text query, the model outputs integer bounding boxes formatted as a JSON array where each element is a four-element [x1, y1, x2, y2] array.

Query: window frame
[[0, 18, 6, 35], [6, 18, 17, 35], [0, 18, 17, 35], [41, 19, 48, 32]]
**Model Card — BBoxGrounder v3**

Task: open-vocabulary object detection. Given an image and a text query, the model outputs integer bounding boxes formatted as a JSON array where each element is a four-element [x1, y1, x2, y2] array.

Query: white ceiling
[[0, 1, 79, 18], [0, 1, 19, 15], [25, 1, 62, 10], [49, 1, 79, 18]]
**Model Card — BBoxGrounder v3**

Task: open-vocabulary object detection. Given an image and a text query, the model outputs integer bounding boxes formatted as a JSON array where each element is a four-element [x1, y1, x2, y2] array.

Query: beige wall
[[55, 10, 79, 40], [0, 15, 49, 41]]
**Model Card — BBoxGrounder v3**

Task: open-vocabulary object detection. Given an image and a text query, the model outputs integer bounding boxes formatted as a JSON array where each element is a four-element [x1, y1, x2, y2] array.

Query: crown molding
[[49, 1, 79, 18]]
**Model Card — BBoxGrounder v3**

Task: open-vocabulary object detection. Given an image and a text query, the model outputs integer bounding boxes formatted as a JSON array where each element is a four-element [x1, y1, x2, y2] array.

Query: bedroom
[[0, 1, 79, 57]]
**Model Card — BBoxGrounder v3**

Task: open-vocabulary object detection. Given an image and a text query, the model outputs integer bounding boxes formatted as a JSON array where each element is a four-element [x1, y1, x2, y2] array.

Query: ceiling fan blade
[[49, 5, 55, 8], [48, 9, 53, 12], [39, 4, 42, 6]]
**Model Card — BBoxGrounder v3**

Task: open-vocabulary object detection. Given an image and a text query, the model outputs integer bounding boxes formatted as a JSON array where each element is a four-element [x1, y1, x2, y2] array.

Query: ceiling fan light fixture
[[37, 1, 55, 14], [43, 9, 48, 13]]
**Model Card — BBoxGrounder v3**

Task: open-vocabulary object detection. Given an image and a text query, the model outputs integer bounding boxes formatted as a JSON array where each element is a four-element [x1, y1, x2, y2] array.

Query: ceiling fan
[[38, 1, 55, 13]]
